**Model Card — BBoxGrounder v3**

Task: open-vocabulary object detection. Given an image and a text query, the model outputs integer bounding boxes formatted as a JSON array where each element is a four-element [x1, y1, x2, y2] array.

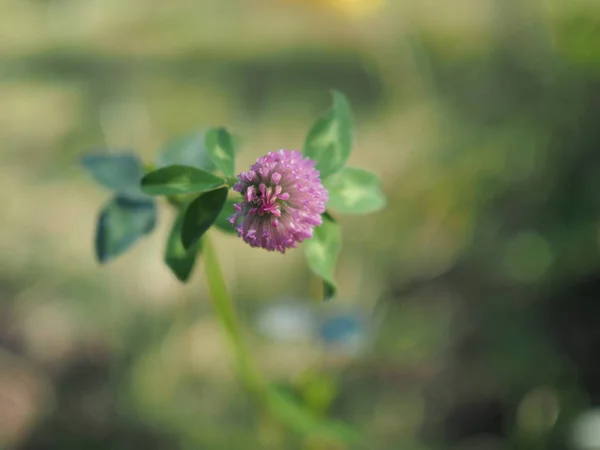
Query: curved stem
[[201, 235, 264, 394], [201, 234, 360, 446]]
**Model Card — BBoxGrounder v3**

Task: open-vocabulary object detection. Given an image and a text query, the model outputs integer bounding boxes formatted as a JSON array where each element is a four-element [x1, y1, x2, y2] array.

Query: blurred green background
[[3, 0, 600, 449]]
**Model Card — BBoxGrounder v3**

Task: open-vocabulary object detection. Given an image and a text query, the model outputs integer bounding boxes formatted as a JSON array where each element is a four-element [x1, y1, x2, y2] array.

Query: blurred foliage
[[3, 0, 600, 449]]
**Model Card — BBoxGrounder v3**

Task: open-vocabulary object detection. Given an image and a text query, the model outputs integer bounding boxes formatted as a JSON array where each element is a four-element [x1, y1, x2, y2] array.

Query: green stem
[[226, 176, 239, 187], [201, 235, 264, 394], [201, 234, 361, 446]]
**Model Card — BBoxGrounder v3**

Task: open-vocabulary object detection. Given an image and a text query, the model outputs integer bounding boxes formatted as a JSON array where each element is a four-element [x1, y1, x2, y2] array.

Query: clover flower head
[[229, 150, 328, 252]]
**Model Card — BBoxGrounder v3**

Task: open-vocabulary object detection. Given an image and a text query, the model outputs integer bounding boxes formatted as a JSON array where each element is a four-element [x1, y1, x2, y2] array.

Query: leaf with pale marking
[[205, 127, 236, 177], [303, 91, 353, 180], [324, 167, 386, 214], [156, 131, 216, 171]]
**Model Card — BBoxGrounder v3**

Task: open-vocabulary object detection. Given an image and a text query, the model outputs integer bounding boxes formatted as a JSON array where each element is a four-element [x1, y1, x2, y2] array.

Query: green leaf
[[213, 197, 238, 235], [304, 215, 342, 300], [81, 151, 146, 199], [231, 133, 244, 153], [181, 187, 229, 250], [303, 90, 353, 180], [164, 211, 201, 282], [156, 131, 216, 171], [324, 167, 386, 214], [205, 127, 236, 177], [95, 196, 157, 263], [141, 165, 226, 196]]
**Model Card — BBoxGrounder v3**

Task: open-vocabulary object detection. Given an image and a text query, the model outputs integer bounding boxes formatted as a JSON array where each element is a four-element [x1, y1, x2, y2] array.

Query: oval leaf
[[304, 215, 342, 300], [205, 127, 236, 177], [156, 131, 216, 171], [81, 151, 146, 199], [324, 167, 386, 214], [213, 197, 238, 235], [141, 165, 226, 196], [95, 196, 157, 263], [181, 187, 229, 250], [303, 91, 353, 180], [164, 211, 201, 282]]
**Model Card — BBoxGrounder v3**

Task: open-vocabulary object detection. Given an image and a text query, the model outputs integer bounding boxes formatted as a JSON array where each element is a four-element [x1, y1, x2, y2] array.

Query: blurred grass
[[2, 0, 600, 449]]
